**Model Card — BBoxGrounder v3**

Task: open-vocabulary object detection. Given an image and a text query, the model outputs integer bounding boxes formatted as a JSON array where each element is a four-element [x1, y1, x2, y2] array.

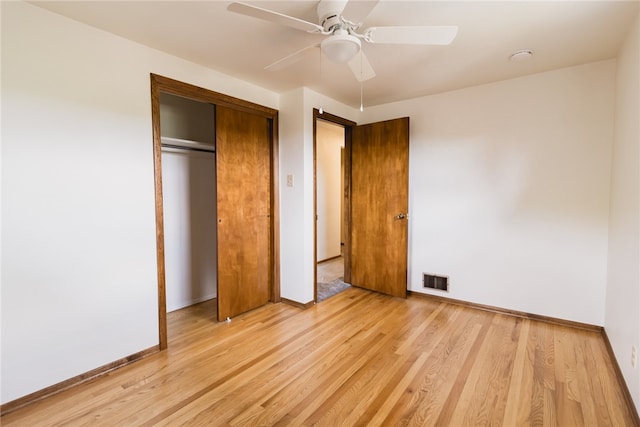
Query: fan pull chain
[[359, 50, 364, 112], [319, 45, 324, 114]]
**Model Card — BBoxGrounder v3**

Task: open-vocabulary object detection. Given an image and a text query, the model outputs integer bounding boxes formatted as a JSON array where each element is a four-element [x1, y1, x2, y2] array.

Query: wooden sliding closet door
[[216, 105, 271, 321]]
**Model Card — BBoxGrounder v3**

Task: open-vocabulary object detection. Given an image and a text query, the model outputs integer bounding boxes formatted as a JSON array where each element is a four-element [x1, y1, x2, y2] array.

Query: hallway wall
[[316, 120, 344, 262]]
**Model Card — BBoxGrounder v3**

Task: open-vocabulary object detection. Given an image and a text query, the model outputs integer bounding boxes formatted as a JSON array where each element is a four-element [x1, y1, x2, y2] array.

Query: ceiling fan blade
[[265, 44, 320, 71], [347, 50, 376, 82], [365, 26, 458, 45], [228, 2, 324, 33], [341, 0, 379, 27]]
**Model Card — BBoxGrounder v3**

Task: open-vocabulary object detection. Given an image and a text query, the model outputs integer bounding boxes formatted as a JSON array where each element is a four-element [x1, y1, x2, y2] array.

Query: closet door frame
[[150, 74, 280, 350]]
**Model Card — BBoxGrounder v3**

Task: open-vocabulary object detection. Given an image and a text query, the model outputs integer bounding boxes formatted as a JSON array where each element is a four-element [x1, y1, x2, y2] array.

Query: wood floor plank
[[582, 332, 628, 426], [306, 298, 444, 425], [180, 294, 379, 424], [574, 330, 608, 425], [2, 287, 637, 426], [376, 305, 469, 425], [503, 318, 531, 425], [447, 314, 522, 426], [400, 311, 483, 425], [229, 292, 404, 426], [588, 333, 637, 424], [365, 351, 430, 426], [430, 309, 494, 426], [405, 322, 484, 426], [556, 325, 587, 425], [164, 293, 398, 426], [531, 321, 547, 426]]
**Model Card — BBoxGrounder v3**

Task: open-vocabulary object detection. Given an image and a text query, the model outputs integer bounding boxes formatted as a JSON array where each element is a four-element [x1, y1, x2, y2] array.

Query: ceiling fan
[[227, 0, 458, 82]]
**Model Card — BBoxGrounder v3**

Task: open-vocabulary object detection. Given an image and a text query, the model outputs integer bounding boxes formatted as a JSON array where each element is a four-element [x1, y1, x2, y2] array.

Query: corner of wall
[[604, 10, 640, 412]]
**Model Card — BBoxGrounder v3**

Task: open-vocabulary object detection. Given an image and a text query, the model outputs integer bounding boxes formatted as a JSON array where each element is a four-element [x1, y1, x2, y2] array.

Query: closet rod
[[161, 143, 215, 154]]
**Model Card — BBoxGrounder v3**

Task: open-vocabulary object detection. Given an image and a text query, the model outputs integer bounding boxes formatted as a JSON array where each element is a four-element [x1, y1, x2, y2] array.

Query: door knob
[[395, 213, 407, 220]]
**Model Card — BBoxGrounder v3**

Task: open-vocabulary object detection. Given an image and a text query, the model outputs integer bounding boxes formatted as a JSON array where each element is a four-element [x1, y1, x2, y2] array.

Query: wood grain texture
[[150, 74, 280, 342], [269, 115, 281, 303], [151, 74, 277, 118], [351, 117, 410, 298], [216, 105, 271, 321], [150, 74, 169, 350], [3, 287, 636, 426]]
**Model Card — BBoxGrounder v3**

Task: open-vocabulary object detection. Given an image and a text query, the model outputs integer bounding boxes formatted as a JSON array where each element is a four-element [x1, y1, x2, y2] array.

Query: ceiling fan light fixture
[[321, 31, 361, 63]]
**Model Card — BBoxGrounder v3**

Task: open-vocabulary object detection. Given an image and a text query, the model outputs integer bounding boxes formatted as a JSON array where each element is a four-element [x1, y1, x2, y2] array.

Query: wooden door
[[216, 105, 271, 321], [350, 117, 409, 298]]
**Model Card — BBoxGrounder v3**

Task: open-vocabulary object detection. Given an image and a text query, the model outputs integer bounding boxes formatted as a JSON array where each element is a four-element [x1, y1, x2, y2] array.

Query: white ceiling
[[31, 1, 639, 108]]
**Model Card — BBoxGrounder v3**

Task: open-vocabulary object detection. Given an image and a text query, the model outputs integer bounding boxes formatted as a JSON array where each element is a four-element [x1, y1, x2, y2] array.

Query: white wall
[[161, 149, 217, 312], [159, 93, 215, 144], [362, 60, 616, 325], [278, 89, 309, 303], [1, 1, 277, 404], [279, 88, 357, 304], [316, 120, 344, 261], [605, 12, 640, 410]]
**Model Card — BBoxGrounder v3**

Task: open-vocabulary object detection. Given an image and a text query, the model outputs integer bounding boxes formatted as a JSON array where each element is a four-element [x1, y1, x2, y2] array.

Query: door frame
[[313, 109, 356, 301], [151, 74, 280, 349]]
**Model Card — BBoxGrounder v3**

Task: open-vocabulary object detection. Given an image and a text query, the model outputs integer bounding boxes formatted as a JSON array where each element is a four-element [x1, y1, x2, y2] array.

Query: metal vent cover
[[423, 273, 449, 291]]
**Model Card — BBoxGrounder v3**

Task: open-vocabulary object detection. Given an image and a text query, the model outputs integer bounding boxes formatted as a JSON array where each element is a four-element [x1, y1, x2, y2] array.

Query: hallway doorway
[[317, 256, 349, 302], [314, 110, 355, 302]]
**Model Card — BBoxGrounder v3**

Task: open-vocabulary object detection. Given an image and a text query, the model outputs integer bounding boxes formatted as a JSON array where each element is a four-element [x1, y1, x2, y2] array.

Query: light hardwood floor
[[2, 287, 637, 426]]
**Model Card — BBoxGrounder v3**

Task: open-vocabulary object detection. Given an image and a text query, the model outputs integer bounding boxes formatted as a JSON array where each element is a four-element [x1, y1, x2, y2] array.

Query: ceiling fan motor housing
[[317, 0, 348, 32], [317, 1, 361, 63]]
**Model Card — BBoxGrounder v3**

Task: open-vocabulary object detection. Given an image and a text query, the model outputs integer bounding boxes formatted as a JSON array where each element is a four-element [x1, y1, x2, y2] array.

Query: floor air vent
[[423, 273, 449, 291]]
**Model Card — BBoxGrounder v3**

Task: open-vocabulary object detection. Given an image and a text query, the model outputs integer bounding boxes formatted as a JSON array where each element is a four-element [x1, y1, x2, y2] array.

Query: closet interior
[[159, 92, 217, 312]]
